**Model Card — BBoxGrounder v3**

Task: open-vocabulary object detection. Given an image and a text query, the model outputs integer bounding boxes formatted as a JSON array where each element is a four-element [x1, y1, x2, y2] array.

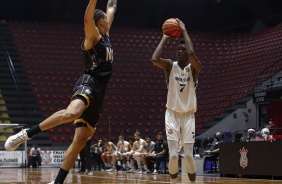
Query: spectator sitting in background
[[241, 129, 263, 142], [264, 119, 276, 135], [204, 132, 223, 156], [123, 136, 136, 173], [261, 128, 275, 142], [146, 132, 168, 174], [203, 132, 223, 172], [265, 119, 276, 129], [194, 135, 208, 156], [113, 135, 131, 171], [101, 139, 116, 171]]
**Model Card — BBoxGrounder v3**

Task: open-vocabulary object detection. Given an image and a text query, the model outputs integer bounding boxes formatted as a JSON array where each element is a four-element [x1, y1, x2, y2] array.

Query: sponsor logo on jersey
[[175, 77, 190, 82], [167, 129, 173, 135]]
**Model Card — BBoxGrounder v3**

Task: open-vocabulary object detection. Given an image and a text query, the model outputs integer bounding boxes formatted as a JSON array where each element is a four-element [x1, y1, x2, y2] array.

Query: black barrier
[[219, 141, 282, 176]]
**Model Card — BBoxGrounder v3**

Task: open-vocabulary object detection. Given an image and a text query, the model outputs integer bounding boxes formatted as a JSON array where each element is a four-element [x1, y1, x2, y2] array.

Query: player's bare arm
[[151, 35, 173, 69], [132, 142, 137, 151], [84, 0, 101, 50], [116, 141, 121, 151], [151, 34, 173, 82], [176, 18, 202, 76], [136, 139, 146, 152], [106, 0, 117, 36]]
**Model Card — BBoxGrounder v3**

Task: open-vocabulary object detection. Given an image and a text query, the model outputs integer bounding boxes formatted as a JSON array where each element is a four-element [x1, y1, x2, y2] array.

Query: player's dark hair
[[127, 136, 134, 141], [179, 40, 185, 45], [146, 135, 151, 139], [94, 9, 106, 25]]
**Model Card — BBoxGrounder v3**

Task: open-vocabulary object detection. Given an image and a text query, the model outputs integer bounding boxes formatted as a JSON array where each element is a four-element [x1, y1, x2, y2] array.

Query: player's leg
[[132, 152, 142, 173], [141, 154, 149, 173], [5, 98, 86, 151], [101, 153, 108, 169], [106, 154, 113, 169], [121, 154, 127, 170], [108, 152, 117, 171], [155, 154, 166, 173], [84, 140, 92, 174], [167, 141, 179, 182], [54, 126, 91, 184], [182, 113, 196, 182], [78, 145, 86, 173], [165, 109, 181, 184], [183, 143, 196, 181]]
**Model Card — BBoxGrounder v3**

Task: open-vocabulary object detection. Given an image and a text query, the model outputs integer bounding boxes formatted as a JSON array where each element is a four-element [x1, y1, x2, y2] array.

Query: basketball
[[162, 18, 181, 38]]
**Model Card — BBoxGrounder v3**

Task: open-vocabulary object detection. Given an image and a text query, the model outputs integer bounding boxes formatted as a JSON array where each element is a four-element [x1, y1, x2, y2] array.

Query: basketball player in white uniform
[[112, 135, 131, 171], [130, 132, 148, 173], [101, 139, 117, 171], [151, 18, 202, 184]]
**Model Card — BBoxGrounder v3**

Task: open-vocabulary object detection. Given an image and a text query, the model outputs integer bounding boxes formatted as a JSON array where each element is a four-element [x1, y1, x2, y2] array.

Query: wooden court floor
[[1, 168, 282, 184]]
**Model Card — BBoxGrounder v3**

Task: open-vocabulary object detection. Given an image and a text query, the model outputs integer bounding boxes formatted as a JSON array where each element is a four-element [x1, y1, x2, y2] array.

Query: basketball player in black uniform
[[5, 0, 117, 183]]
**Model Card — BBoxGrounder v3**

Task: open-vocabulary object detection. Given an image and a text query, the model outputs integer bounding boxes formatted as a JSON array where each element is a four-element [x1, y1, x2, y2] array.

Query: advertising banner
[[0, 150, 79, 167]]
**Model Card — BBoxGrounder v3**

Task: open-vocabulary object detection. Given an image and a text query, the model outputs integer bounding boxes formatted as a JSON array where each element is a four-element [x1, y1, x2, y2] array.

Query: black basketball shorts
[[71, 74, 106, 132]]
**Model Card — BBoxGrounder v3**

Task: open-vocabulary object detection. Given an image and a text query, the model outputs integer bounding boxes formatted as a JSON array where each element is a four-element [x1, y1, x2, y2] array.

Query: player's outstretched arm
[[84, 0, 101, 50], [151, 35, 173, 70], [176, 18, 202, 74], [106, 0, 117, 37]]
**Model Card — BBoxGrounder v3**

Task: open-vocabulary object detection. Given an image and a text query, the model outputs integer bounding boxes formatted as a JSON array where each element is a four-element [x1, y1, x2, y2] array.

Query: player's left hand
[[176, 18, 186, 33]]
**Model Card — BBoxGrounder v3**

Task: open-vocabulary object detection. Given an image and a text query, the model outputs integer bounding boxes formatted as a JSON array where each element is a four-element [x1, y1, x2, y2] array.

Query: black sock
[[54, 168, 69, 184], [26, 125, 42, 138]]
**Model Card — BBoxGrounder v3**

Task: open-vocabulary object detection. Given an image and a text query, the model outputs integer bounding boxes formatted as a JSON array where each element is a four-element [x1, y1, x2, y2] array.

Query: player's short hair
[[146, 135, 151, 139], [134, 132, 141, 137], [127, 136, 134, 142], [179, 40, 185, 45], [119, 135, 124, 139], [94, 9, 106, 25]]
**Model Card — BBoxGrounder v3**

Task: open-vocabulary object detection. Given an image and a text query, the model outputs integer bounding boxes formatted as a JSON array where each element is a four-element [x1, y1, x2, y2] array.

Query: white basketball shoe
[[5, 129, 30, 151]]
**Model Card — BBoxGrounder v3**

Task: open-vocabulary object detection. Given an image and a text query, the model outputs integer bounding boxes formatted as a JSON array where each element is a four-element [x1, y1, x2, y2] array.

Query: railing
[[0, 38, 27, 123]]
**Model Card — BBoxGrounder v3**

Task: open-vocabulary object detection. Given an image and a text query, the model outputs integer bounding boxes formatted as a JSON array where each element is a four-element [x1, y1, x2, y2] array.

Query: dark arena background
[[0, 0, 282, 183]]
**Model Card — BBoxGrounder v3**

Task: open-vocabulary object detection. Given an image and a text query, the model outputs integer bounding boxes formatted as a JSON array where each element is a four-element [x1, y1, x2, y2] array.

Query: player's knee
[[169, 154, 178, 162], [183, 152, 193, 160], [63, 110, 81, 121], [169, 149, 178, 159]]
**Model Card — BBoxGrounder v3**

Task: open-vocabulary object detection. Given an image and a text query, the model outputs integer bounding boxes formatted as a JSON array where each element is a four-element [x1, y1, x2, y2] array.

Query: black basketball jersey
[[83, 34, 113, 84]]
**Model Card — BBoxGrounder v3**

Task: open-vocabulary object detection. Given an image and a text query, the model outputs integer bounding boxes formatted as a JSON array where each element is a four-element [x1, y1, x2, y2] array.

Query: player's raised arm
[[84, 0, 101, 50], [176, 18, 202, 74], [151, 34, 173, 70], [106, 0, 117, 36]]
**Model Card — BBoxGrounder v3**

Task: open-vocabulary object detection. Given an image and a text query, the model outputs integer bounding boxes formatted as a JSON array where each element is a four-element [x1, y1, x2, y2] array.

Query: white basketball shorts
[[165, 109, 195, 144]]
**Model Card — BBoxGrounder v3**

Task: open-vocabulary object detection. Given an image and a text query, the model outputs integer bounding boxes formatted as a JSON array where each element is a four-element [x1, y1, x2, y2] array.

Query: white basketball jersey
[[166, 62, 197, 113]]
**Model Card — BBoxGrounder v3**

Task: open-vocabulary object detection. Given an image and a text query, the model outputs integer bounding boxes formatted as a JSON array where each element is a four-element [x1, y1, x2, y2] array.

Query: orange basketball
[[162, 18, 181, 38]]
